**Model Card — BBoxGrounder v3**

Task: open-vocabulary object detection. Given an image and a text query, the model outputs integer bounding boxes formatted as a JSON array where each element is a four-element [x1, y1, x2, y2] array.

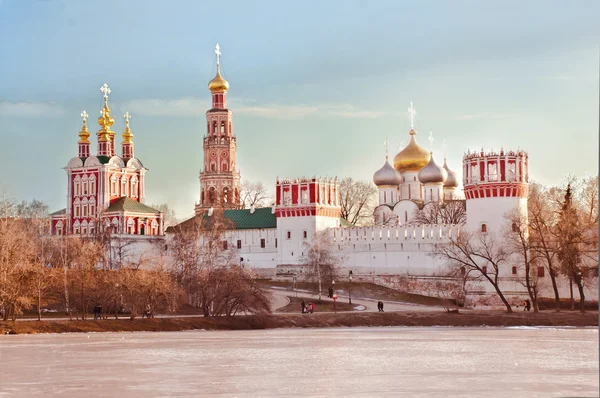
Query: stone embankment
[[1, 310, 597, 335]]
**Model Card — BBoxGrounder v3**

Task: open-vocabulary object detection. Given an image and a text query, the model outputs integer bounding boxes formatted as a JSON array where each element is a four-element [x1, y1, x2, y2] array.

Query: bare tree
[[556, 183, 587, 313], [339, 177, 377, 226], [505, 208, 540, 312], [527, 182, 564, 310], [436, 231, 513, 312], [302, 230, 339, 302], [239, 180, 272, 209], [413, 200, 467, 225], [151, 203, 179, 227]]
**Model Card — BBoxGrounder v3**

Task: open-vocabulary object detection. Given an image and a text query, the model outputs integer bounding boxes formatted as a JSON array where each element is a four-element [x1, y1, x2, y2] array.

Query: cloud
[[452, 113, 515, 121], [0, 101, 64, 117], [120, 98, 386, 119]]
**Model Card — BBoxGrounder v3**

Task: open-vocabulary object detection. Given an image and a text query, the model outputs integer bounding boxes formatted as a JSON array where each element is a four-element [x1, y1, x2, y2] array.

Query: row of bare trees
[[168, 210, 271, 317], [437, 176, 598, 313]]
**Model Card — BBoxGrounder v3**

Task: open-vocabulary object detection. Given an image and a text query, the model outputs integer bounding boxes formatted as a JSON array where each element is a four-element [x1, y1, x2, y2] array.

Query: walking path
[[267, 287, 444, 312]]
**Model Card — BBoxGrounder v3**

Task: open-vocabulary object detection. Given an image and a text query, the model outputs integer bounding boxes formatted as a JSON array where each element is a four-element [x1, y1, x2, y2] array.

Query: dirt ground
[[259, 280, 451, 306]]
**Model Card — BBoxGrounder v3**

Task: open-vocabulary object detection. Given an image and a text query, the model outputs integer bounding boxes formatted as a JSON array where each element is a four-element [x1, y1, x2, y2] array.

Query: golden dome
[[78, 117, 90, 144], [97, 101, 114, 142], [393, 129, 431, 172], [122, 112, 134, 144], [208, 64, 229, 93]]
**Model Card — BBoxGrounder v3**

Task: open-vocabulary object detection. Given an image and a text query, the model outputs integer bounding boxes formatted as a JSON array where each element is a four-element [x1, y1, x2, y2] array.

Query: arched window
[[481, 223, 487, 233], [223, 187, 229, 203], [82, 176, 89, 195], [222, 163, 228, 172], [229, 122, 232, 135], [131, 176, 138, 198], [404, 211, 408, 223], [512, 266, 517, 275], [90, 175, 96, 195], [209, 187, 216, 203], [111, 175, 118, 196], [201, 190, 205, 203], [121, 176, 128, 197], [221, 122, 225, 134], [211, 163, 216, 172]]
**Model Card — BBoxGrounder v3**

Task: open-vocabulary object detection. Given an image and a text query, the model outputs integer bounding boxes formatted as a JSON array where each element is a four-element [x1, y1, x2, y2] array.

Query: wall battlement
[[328, 224, 460, 244]]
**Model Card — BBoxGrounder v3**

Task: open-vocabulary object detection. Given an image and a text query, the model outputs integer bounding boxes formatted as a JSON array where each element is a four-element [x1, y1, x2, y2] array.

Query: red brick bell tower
[[195, 43, 241, 214]]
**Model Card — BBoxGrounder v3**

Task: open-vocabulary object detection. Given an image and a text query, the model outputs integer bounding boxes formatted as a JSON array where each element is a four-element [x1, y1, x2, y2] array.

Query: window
[[481, 224, 487, 233], [82, 205, 87, 217], [111, 175, 118, 195], [275, 238, 277, 248], [237, 240, 242, 249], [404, 211, 408, 223], [222, 241, 228, 250], [82, 181, 88, 195], [286, 231, 291, 240], [131, 177, 138, 198], [303, 230, 307, 239], [512, 266, 517, 275], [211, 164, 216, 172], [482, 266, 487, 274], [220, 122, 225, 134], [74, 205, 80, 218], [121, 176, 128, 197], [90, 204, 95, 216], [537, 266, 545, 278], [260, 239, 265, 248]]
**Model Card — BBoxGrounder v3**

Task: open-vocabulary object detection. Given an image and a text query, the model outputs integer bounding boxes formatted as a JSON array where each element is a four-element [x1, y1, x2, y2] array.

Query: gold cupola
[[122, 112, 133, 144], [208, 64, 229, 93], [97, 88, 115, 142], [208, 43, 229, 93], [78, 110, 90, 143], [393, 129, 431, 173]]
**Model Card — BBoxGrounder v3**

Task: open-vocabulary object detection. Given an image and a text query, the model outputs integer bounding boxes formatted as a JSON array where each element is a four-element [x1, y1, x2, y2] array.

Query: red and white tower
[[195, 43, 241, 214], [463, 148, 529, 234], [275, 177, 341, 264]]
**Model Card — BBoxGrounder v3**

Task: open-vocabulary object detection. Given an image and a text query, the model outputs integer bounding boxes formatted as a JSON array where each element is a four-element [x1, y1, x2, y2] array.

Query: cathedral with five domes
[[372, 105, 462, 228]]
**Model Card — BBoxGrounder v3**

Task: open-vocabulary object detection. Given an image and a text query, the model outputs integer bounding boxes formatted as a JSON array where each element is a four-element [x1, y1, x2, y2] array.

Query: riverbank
[[1, 310, 597, 335]]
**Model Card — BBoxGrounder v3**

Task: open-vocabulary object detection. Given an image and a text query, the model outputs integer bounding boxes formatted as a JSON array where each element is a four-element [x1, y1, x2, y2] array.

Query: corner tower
[[196, 43, 241, 214], [463, 148, 528, 234]]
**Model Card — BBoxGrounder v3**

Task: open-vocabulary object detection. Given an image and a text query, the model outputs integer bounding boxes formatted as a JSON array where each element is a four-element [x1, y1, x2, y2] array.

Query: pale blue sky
[[0, 0, 598, 219]]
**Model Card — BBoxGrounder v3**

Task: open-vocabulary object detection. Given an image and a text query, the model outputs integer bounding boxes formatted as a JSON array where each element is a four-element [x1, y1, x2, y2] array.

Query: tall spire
[[121, 111, 134, 160], [78, 110, 91, 158], [384, 137, 389, 160], [97, 83, 114, 157], [408, 101, 416, 130]]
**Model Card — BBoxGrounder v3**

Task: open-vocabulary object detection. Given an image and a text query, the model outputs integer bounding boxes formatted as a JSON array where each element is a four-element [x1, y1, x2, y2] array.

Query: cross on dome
[[124, 112, 131, 124], [80, 110, 88, 122], [408, 101, 416, 129], [428, 131, 434, 152], [215, 43, 221, 66], [100, 83, 111, 99], [384, 137, 389, 159]]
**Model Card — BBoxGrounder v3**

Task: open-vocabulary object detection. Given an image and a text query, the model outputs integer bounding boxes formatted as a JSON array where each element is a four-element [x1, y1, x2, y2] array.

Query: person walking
[[301, 300, 306, 314], [93, 305, 100, 320], [525, 299, 531, 312], [310, 302, 315, 313]]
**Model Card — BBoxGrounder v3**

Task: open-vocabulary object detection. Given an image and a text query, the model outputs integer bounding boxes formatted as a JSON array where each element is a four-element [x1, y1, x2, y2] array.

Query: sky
[[0, 0, 598, 219]]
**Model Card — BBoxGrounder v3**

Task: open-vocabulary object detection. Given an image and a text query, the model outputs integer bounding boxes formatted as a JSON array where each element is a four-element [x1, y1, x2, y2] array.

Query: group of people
[[301, 300, 315, 314], [377, 301, 385, 312]]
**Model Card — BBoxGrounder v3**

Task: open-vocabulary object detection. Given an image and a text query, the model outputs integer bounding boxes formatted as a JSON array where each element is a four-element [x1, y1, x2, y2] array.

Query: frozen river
[[0, 327, 597, 397]]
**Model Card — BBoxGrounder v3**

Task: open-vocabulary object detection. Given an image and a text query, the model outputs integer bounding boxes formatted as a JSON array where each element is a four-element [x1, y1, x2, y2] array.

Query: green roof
[[50, 208, 66, 216], [106, 197, 160, 214], [97, 156, 111, 164], [340, 217, 352, 227], [222, 207, 276, 229], [168, 207, 276, 233]]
